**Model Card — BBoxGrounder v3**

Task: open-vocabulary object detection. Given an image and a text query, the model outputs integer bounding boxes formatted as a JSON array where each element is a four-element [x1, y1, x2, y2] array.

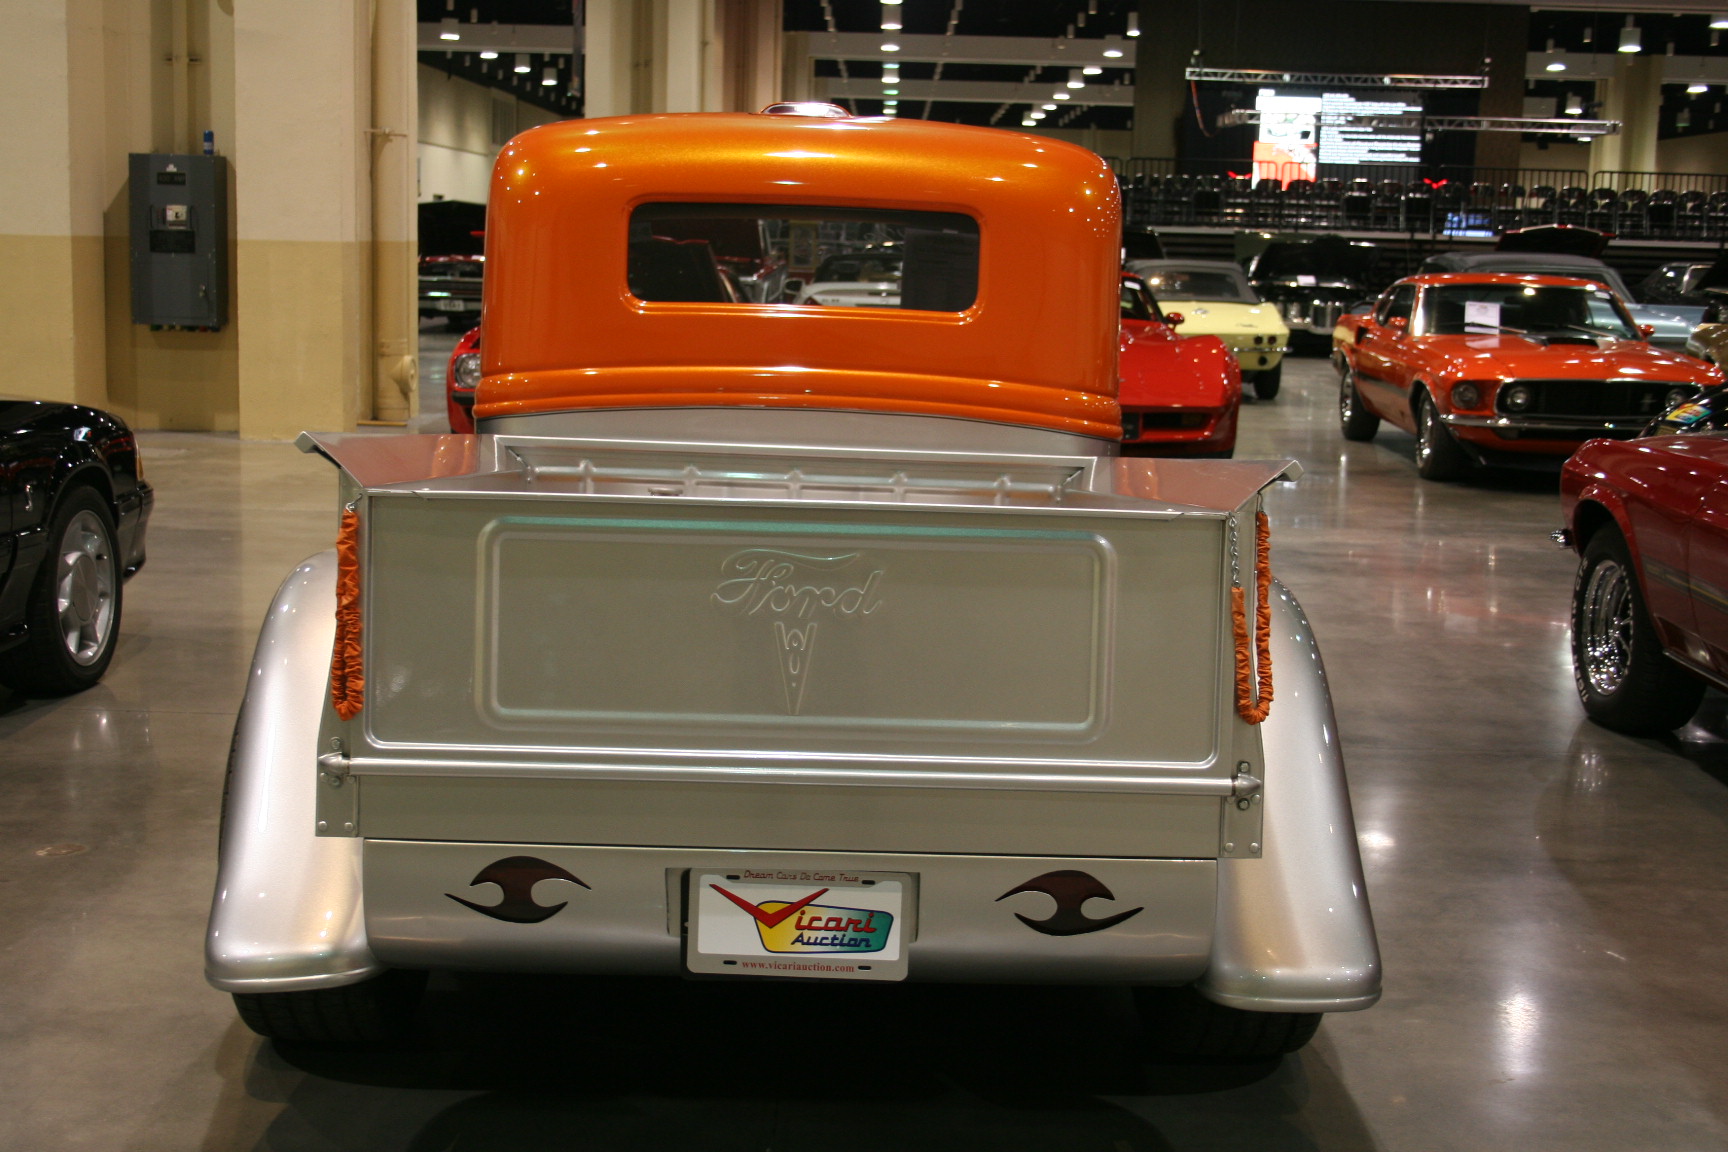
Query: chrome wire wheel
[[54, 510, 117, 666], [1569, 527, 1704, 734], [1577, 556, 1633, 696]]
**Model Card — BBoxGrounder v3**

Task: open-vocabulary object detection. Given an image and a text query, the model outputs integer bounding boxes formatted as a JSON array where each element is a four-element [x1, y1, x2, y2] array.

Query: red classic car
[[1560, 388, 1728, 733], [1118, 274, 1241, 457], [1333, 272, 1721, 481], [446, 326, 480, 433]]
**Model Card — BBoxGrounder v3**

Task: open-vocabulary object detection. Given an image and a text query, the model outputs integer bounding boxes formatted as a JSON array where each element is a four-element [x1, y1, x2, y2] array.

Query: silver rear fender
[[204, 551, 381, 993], [1199, 581, 1382, 1013]]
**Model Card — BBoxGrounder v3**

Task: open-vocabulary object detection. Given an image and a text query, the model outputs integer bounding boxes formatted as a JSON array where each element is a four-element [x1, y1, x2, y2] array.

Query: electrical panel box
[[128, 153, 228, 330]]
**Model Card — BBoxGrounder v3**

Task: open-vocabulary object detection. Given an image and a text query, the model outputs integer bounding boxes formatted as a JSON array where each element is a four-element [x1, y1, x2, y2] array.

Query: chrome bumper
[[1441, 413, 1650, 437]]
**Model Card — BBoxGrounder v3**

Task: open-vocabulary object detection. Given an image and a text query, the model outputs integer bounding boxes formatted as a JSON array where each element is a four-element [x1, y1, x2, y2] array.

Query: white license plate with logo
[[686, 869, 912, 981], [436, 299, 470, 312]]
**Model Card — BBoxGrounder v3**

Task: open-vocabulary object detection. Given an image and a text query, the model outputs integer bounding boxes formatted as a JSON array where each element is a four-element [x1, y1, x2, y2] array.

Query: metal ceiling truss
[[816, 78, 1132, 107], [1186, 67, 1486, 90], [1219, 108, 1620, 136]]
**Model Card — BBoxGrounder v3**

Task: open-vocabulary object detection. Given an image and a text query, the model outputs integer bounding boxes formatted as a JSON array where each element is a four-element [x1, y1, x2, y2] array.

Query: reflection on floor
[[3, 351, 1728, 1151]]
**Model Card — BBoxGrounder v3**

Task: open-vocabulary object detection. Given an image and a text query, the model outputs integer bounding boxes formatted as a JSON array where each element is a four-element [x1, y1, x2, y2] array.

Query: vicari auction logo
[[711, 549, 884, 714], [708, 883, 893, 955]]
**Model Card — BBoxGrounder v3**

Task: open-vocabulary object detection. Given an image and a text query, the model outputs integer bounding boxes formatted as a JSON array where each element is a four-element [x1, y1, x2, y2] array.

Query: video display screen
[[1252, 88, 1424, 182]]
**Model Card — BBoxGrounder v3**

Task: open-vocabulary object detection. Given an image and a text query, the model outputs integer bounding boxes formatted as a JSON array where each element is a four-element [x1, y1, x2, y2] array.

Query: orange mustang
[[1332, 272, 1722, 481]]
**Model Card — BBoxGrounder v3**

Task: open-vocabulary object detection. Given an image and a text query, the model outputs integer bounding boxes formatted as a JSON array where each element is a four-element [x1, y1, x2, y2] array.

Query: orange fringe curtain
[[330, 507, 365, 720], [1230, 510, 1274, 725]]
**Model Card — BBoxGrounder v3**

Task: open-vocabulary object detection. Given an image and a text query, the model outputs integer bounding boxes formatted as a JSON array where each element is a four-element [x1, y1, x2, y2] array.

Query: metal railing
[[1110, 157, 1728, 241]]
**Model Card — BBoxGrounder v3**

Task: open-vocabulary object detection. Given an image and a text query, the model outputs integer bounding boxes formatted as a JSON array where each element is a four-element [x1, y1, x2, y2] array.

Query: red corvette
[[1561, 388, 1728, 733], [446, 326, 480, 433], [1117, 275, 1241, 457], [1334, 272, 1720, 481]]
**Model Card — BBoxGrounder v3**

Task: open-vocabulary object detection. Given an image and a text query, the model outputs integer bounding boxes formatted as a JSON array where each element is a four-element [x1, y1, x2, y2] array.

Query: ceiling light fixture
[[1042, 103, 1057, 110], [439, 17, 460, 40], [1083, 65, 1103, 75], [1690, 82, 1710, 94], [541, 65, 557, 86], [1565, 92, 1585, 115], [1103, 45, 1124, 59], [479, 49, 498, 59], [1618, 17, 1641, 54], [1547, 61, 1566, 72], [1713, 13, 1728, 29], [883, 87, 899, 95], [1030, 110, 1046, 119], [880, 41, 900, 52], [1126, 12, 1139, 37], [1066, 69, 1085, 89], [1054, 91, 1071, 100], [513, 53, 531, 73], [882, 63, 899, 82], [1582, 27, 1592, 45], [880, 4, 902, 31]]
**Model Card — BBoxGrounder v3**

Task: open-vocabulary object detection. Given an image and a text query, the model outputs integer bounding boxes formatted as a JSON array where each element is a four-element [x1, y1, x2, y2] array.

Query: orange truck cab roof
[[475, 110, 1123, 439]]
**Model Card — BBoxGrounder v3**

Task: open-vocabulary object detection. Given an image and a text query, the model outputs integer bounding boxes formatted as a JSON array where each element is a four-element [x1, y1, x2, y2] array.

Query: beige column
[[1591, 55, 1661, 179], [0, 1, 110, 407], [234, 0, 416, 438], [719, 0, 783, 112], [369, 0, 419, 425], [586, 0, 777, 116], [583, 0, 641, 118]]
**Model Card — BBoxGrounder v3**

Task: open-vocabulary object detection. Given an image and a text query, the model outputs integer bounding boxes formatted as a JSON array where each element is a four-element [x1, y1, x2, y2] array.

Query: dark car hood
[[1495, 224, 1612, 258], [1250, 236, 1377, 283]]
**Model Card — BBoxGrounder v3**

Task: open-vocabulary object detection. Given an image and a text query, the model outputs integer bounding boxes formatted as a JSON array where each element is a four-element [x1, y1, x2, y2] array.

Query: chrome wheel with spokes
[[1569, 525, 1702, 733], [1576, 556, 1632, 696]]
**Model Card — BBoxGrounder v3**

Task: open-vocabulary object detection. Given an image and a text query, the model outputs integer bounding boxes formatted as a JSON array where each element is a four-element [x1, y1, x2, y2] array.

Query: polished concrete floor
[[5, 345, 1728, 1151]]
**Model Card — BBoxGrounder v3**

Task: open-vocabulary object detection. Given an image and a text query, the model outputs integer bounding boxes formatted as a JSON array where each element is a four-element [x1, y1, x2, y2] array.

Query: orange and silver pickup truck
[[206, 104, 1379, 1059]]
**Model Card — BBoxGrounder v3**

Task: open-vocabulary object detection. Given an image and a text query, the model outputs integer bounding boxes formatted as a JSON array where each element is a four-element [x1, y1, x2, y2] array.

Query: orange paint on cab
[[474, 111, 1122, 439]]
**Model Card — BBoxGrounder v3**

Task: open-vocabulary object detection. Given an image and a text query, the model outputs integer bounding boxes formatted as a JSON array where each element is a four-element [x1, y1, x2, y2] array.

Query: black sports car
[[1, 399, 152, 695]]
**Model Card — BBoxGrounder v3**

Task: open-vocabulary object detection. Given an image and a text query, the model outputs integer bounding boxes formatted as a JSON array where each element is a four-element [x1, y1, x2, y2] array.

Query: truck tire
[[1571, 525, 1704, 734], [1134, 985, 1322, 1060], [0, 486, 122, 696], [232, 969, 427, 1045]]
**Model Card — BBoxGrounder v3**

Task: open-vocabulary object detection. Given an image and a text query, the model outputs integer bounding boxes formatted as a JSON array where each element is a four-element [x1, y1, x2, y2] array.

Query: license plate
[[686, 868, 911, 981], [436, 299, 470, 312]]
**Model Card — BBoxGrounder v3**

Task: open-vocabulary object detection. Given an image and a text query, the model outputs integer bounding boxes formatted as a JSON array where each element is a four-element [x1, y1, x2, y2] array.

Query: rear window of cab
[[628, 203, 980, 312]]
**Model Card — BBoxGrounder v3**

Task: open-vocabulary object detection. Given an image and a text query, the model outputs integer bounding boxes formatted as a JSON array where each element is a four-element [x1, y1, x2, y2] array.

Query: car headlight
[[1451, 382, 1481, 409], [1501, 383, 1534, 412], [452, 352, 481, 391]]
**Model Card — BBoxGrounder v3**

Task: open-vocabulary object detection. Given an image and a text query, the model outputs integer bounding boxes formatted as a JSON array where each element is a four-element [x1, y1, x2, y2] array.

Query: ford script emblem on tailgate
[[711, 549, 885, 714]]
